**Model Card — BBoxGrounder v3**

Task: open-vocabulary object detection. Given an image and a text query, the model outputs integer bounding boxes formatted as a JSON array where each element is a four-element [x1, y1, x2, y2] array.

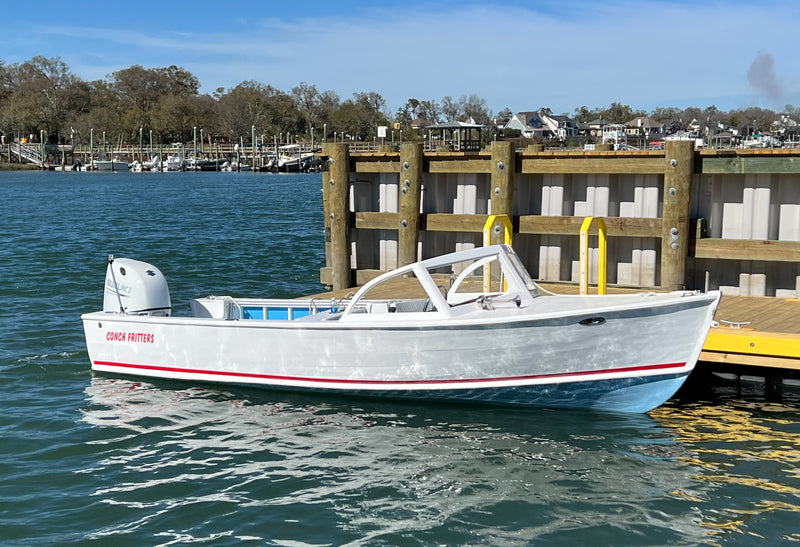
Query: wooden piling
[[661, 139, 694, 290], [321, 150, 332, 271], [398, 143, 423, 266], [323, 143, 351, 290], [490, 141, 515, 220]]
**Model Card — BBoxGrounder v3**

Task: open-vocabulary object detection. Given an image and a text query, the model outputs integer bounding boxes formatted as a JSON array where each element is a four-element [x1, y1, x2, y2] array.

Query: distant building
[[427, 120, 484, 152], [580, 118, 610, 140], [503, 111, 544, 138], [503, 110, 578, 141], [541, 113, 578, 140], [410, 118, 431, 130], [771, 114, 800, 142], [625, 116, 664, 138]]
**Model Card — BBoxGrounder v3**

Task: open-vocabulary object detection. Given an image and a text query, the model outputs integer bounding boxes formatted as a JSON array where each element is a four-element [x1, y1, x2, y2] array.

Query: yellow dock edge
[[701, 329, 800, 371]]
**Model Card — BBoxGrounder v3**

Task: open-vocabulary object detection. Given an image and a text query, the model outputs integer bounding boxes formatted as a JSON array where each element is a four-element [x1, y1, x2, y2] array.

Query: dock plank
[[714, 295, 800, 335]]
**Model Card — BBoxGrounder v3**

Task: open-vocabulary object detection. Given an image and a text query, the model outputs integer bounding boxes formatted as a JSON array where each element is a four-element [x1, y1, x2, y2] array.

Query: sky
[[2, 0, 799, 117]]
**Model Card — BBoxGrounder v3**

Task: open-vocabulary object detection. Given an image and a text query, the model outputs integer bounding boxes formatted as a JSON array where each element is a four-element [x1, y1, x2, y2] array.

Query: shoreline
[[0, 162, 41, 171]]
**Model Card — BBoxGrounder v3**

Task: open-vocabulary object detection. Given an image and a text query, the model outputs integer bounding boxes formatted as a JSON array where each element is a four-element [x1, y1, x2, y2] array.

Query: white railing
[[10, 142, 44, 166]]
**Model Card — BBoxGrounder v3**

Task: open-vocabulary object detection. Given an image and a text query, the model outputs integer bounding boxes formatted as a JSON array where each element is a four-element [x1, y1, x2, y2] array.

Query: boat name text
[[106, 331, 155, 344]]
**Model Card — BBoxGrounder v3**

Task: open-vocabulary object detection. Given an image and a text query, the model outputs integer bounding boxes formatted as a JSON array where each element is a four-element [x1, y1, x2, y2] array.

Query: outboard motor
[[103, 255, 171, 316]]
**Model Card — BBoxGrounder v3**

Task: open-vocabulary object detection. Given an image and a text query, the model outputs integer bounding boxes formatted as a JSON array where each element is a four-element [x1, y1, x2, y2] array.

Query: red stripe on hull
[[92, 360, 688, 386]]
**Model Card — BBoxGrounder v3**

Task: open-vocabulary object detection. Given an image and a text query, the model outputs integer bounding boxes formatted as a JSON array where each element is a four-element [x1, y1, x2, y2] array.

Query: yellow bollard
[[579, 217, 607, 295]]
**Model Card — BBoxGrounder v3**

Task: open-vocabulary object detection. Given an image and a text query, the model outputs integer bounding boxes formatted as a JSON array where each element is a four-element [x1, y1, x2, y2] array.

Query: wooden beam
[[355, 212, 400, 230], [701, 156, 800, 174], [354, 159, 401, 173], [519, 215, 662, 237], [704, 329, 800, 359], [356, 212, 663, 237], [693, 238, 800, 262], [521, 157, 664, 174], [699, 350, 800, 371], [428, 158, 491, 173], [424, 213, 487, 232]]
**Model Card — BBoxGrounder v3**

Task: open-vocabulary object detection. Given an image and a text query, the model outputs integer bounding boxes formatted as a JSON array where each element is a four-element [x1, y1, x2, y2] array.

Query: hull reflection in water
[[81, 376, 715, 544]]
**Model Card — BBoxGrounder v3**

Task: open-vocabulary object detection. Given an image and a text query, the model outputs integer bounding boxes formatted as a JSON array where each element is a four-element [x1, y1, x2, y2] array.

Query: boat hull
[[93, 161, 129, 171], [82, 293, 717, 412]]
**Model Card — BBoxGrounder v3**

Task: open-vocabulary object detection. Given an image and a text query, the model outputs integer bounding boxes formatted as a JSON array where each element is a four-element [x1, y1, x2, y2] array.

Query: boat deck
[[307, 282, 800, 373]]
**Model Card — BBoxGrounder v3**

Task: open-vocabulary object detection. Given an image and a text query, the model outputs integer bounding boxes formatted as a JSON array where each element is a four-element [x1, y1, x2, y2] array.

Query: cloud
[[747, 50, 781, 98], [4, 1, 800, 114]]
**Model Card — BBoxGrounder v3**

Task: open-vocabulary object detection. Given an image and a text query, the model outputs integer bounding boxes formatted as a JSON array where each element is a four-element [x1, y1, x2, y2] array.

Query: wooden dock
[[315, 141, 800, 378], [701, 295, 800, 372]]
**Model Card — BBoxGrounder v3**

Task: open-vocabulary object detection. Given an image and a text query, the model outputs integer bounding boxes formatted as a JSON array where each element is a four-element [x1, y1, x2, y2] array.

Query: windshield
[[502, 245, 540, 295]]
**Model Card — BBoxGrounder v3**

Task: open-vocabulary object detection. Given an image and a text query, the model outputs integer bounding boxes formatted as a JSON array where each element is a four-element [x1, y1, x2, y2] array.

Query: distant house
[[660, 119, 684, 135], [686, 118, 702, 136], [625, 116, 664, 138], [541, 113, 578, 140], [503, 111, 545, 138], [580, 118, 610, 140], [771, 114, 800, 142], [410, 118, 432, 130], [503, 110, 578, 141]]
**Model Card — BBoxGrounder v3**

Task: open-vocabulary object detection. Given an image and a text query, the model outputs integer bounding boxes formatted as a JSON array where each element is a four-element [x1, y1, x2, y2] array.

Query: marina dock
[[315, 141, 800, 381]]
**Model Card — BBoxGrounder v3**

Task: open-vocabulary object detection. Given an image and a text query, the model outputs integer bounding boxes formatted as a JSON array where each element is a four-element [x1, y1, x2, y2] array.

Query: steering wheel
[[423, 285, 448, 312]]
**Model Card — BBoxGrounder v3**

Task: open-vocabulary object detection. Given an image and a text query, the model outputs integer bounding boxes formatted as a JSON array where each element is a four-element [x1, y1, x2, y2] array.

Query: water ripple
[[67, 376, 711, 545], [2, 172, 799, 545]]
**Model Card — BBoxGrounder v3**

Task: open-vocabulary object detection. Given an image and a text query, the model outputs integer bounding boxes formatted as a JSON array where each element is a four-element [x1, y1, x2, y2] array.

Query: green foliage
[[1, 55, 797, 148], [328, 92, 389, 140], [496, 107, 513, 125]]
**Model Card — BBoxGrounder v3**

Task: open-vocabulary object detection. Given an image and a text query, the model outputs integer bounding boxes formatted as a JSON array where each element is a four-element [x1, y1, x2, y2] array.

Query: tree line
[[1, 55, 797, 147]]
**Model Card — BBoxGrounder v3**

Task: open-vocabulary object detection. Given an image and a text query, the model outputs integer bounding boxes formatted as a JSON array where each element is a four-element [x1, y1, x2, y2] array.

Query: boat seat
[[391, 299, 429, 313], [294, 311, 342, 321]]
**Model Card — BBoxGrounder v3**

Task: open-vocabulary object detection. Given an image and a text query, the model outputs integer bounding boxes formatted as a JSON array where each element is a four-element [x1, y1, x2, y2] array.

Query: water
[[1, 171, 799, 545]]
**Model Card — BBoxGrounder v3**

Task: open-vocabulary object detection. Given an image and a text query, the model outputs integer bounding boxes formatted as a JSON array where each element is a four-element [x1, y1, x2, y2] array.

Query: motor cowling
[[103, 257, 171, 316]]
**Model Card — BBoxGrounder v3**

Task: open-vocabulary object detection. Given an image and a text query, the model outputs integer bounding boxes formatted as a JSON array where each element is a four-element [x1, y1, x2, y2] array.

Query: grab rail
[[482, 214, 512, 292], [579, 217, 607, 295], [218, 296, 243, 320]]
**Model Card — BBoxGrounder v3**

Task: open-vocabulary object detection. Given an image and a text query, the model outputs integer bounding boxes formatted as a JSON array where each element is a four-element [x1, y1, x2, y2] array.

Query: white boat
[[186, 157, 223, 171], [130, 157, 160, 173], [741, 137, 765, 149], [220, 160, 251, 172], [162, 154, 185, 171], [143, 154, 161, 172], [92, 156, 129, 171], [81, 245, 720, 413], [276, 144, 316, 172]]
